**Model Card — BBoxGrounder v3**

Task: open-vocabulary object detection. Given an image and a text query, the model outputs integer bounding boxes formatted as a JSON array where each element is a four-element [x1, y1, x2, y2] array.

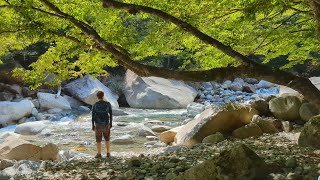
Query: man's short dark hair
[[97, 91, 104, 99]]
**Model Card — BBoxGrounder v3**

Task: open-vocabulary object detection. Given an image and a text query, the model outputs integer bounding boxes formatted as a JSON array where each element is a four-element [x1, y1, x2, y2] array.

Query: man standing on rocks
[[92, 91, 113, 158]]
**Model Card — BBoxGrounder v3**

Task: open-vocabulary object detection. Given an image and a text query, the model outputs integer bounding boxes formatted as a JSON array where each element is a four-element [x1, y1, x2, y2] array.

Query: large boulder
[[0, 132, 58, 160], [299, 103, 319, 122], [0, 142, 58, 161], [269, 96, 302, 121], [37, 92, 71, 110], [298, 115, 320, 148], [0, 100, 34, 126], [64, 75, 119, 108], [174, 144, 267, 180], [175, 106, 258, 147], [14, 121, 50, 135], [123, 70, 197, 109]]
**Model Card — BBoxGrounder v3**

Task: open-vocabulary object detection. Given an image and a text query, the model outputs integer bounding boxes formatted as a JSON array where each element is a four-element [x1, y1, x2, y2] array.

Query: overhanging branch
[[102, 0, 257, 66]]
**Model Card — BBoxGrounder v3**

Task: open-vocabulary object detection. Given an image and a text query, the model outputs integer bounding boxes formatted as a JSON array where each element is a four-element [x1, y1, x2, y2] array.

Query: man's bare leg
[[106, 141, 110, 157], [97, 142, 102, 155]]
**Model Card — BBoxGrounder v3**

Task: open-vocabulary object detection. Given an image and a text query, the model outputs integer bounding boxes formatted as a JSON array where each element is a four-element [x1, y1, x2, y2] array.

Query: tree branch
[[101, 0, 258, 66], [0, 5, 65, 18]]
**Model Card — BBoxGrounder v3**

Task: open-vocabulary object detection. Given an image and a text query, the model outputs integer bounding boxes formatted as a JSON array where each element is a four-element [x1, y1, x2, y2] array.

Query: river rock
[[151, 125, 172, 133], [64, 75, 119, 108], [37, 92, 71, 110], [281, 121, 293, 132], [298, 115, 320, 148], [14, 121, 50, 135], [174, 144, 266, 180], [232, 123, 263, 139], [0, 99, 34, 126], [252, 115, 279, 134], [257, 80, 275, 88], [175, 106, 258, 147], [0, 159, 14, 170], [47, 108, 63, 114], [243, 84, 256, 93], [279, 85, 300, 96], [309, 77, 320, 90], [113, 108, 129, 116], [57, 150, 93, 161], [201, 82, 213, 90], [0, 132, 22, 144], [0, 91, 14, 101], [160, 126, 183, 144], [63, 95, 83, 109], [41, 143, 59, 160], [123, 70, 197, 109], [2, 160, 40, 179], [244, 78, 259, 84], [146, 136, 158, 141], [269, 96, 302, 121], [111, 135, 135, 144], [187, 102, 205, 117], [202, 132, 225, 144], [221, 80, 232, 89], [230, 81, 243, 91], [299, 103, 319, 122], [251, 99, 270, 116]]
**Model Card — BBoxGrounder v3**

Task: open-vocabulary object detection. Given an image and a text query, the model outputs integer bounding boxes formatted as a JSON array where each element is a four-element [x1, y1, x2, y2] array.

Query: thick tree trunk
[[40, 0, 320, 105]]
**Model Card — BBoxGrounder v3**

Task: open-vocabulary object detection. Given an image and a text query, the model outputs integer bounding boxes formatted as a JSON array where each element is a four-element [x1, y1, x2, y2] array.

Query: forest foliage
[[0, 0, 318, 88]]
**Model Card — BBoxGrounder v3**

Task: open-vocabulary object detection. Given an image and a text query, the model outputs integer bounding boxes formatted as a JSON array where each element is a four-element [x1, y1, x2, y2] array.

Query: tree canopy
[[1, 0, 320, 103]]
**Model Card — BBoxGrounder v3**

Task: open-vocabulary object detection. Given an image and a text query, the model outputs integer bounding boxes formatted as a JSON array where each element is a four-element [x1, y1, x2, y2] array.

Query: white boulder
[[64, 75, 119, 108], [0, 100, 34, 126], [123, 70, 197, 109], [14, 121, 50, 135], [37, 92, 71, 110], [269, 96, 302, 121]]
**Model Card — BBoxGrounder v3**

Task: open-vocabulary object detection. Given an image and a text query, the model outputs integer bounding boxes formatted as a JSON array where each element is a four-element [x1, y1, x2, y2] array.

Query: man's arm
[[92, 104, 96, 131], [108, 102, 113, 128]]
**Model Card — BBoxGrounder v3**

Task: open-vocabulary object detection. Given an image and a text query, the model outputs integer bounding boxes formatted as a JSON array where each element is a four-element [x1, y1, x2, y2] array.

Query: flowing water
[[4, 108, 186, 157]]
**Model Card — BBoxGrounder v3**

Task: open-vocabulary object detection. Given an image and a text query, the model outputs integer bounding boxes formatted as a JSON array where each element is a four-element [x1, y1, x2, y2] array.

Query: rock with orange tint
[[175, 106, 258, 147], [159, 126, 183, 144]]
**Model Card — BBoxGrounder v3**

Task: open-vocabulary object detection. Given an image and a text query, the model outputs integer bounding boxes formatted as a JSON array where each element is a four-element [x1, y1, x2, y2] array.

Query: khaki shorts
[[95, 125, 110, 142]]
